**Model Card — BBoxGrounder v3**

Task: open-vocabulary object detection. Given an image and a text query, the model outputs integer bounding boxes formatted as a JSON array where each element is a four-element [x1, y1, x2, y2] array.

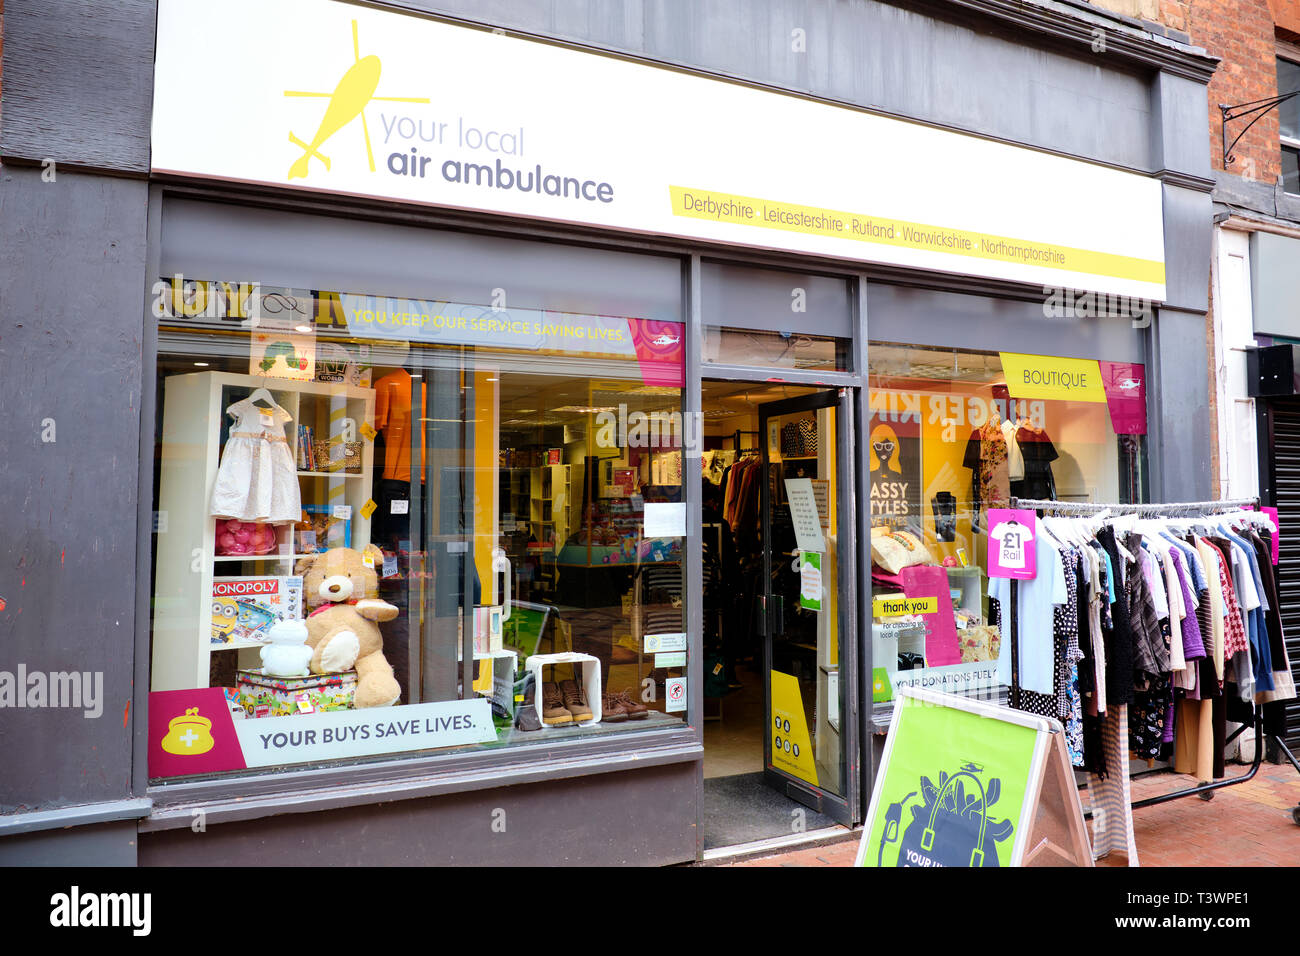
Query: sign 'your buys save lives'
[[149, 687, 495, 778], [152, 0, 1165, 301]]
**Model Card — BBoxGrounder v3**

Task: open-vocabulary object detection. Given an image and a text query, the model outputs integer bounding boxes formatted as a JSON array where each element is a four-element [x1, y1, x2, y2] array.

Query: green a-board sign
[[857, 687, 1092, 868]]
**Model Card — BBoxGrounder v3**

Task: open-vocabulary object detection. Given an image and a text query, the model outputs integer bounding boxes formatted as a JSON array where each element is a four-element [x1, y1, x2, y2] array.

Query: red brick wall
[[1269, 0, 1300, 40], [1140, 0, 1283, 181]]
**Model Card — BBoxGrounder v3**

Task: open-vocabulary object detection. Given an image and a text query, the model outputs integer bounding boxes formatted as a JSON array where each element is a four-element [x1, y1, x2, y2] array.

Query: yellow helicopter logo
[[284, 19, 429, 180]]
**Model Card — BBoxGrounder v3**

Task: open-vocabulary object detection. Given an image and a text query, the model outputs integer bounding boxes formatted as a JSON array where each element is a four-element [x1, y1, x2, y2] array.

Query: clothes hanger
[[247, 382, 277, 410]]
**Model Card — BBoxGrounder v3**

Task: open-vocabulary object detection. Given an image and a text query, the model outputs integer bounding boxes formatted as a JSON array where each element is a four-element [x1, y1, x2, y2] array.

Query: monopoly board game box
[[211, 575, 303, 645]]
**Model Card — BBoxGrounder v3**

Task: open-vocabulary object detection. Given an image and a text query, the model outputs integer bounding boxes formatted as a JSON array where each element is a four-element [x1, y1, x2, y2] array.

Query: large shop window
[[867, 343, 1146, 709], [146, 236, 689, 781]]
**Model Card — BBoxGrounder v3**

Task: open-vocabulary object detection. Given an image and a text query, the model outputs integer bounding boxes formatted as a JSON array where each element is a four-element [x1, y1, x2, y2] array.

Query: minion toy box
[[211, 576, 303, 645]]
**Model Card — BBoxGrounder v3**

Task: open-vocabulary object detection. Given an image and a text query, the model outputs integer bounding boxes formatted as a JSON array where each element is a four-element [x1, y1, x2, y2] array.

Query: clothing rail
[[1011, 497, 1260, 515], [1003, 496, 1300, 830]]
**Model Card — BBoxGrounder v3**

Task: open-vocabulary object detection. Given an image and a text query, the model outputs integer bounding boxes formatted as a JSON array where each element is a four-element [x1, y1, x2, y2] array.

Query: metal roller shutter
[[1271, 399, 1300, 750]]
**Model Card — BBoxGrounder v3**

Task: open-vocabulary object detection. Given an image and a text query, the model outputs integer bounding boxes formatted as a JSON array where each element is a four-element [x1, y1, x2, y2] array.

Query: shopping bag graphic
[[894, 766, 1015, 867]]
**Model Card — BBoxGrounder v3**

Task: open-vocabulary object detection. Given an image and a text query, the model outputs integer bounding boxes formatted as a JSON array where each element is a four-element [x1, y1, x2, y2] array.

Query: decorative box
[[313, 439, 363, 473], [237, 668, 357, 718], [300, 505, 351, 551]]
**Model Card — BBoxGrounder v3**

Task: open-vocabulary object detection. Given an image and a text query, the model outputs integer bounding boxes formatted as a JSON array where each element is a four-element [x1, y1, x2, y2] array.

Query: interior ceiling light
[[550, 405, 618, 414], [626, 385, 682, 395]]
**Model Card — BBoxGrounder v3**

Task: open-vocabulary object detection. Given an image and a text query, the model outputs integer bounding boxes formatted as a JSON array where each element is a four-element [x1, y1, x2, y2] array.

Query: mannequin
[[963, 382, 1058, 526]]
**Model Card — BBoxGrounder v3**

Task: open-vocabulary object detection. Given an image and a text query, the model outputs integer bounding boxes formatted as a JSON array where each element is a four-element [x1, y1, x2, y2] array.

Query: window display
[[147, 275, 688, 781], [867, 343, 1147, 711]]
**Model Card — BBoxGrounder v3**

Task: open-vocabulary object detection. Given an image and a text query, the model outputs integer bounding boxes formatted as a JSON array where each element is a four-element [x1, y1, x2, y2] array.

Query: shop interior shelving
[[150, 370, 375, 692]]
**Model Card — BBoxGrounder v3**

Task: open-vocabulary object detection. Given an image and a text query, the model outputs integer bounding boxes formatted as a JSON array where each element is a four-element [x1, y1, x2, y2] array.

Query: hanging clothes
[[1004, 503, 1289, 818]]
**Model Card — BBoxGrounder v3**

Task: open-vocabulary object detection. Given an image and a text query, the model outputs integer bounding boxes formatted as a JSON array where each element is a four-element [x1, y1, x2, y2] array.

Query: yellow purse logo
[[161, 707, 215, 756]]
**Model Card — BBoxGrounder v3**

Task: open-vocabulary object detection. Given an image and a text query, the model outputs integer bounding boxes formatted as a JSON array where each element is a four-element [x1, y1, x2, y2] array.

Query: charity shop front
[[0, 0, 1218, 866]]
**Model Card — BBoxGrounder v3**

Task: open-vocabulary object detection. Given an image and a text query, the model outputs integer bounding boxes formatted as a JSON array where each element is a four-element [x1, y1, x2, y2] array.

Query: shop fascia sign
[[152, 0, 1166, 301]]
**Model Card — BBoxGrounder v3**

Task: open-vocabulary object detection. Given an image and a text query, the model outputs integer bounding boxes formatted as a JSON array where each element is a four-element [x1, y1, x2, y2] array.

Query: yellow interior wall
[[473, 370, 498, 603]]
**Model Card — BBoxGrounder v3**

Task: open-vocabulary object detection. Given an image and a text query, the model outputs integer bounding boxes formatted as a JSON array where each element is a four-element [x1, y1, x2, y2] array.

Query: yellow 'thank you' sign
[[770, 669, 818, 786]]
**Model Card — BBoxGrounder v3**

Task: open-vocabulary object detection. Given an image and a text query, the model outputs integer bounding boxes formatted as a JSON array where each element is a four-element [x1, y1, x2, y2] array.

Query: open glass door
[[758, 388, 859, 824]]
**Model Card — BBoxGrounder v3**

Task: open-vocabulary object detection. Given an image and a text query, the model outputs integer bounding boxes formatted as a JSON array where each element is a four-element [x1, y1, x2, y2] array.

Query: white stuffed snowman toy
[[260, 620, 313, 678]]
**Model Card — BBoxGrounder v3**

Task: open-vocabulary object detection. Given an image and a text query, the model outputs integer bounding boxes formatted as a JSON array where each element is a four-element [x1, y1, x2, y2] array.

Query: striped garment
[[1087, 703, 1139, 865]]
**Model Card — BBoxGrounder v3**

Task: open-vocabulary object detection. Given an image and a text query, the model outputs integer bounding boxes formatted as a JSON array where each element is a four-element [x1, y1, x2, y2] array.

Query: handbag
[[893, 767, 1015, 867]]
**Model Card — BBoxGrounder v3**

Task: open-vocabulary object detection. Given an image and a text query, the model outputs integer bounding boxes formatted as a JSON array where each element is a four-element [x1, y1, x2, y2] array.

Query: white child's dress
[[210, 397, 301, 524]]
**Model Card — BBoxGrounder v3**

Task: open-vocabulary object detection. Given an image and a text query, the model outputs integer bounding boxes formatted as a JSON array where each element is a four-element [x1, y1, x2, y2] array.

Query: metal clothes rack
[[732, 429, 760, 455], [1007, 496, 1300, 823]]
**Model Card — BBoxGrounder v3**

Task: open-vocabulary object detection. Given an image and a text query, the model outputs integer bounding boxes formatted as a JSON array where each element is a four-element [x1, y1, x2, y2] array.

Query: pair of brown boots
[[600, 689, 649, 722], [541, 679, 593, 726]]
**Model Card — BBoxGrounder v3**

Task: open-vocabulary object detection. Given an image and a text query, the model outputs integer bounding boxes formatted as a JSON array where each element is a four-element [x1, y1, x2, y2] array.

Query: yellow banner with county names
[[669, 186, 1165, 287], [997, 353, 1107, 404]]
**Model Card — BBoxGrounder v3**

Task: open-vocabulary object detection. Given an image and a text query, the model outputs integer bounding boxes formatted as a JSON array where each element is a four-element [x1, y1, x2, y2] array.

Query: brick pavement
[[725, 762, 1300, 867]]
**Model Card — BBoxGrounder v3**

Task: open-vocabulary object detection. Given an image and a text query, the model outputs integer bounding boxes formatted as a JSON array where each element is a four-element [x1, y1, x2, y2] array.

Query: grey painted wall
[[1161, 184, 1213, 314], [160, 198, 685, 321], [867, 282, 1147, 362], [399, 0, 1171, 173], [0, 166, 149, 813], [0, 0, 156, 173], [1250, 232, 1300, 338], [0, 820, 138, 866], [138, 761, 699, 866], [1151, 71, 1212, 179], [1150, 306, 1212, 500]]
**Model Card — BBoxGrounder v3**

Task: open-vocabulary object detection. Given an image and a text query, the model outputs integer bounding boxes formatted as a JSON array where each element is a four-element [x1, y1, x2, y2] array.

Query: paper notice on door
[[644, 632, 687, 653], [800, 551, 823, 611], [644, 502, 686, 537], [784, 478, 827, 553], [810, 479, 830, 532]]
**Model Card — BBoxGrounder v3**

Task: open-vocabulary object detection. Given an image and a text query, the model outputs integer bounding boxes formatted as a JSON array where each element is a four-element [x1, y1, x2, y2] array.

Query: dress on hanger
[[210, 396, 301, 524]]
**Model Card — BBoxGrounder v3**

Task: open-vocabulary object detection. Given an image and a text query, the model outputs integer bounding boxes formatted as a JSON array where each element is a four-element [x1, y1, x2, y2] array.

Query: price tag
[[360, 499, 378, 520], [332, 504, 352, 520], [382, 555, 398, 578], [360, 421, 377, 441], [362, 552, 375, 569], [391, 499, 409, 515], [987, 508, 1037, 579]]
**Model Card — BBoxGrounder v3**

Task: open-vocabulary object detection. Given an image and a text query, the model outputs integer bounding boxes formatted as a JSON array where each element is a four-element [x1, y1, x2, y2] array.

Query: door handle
[[492, 547, 512, 621]]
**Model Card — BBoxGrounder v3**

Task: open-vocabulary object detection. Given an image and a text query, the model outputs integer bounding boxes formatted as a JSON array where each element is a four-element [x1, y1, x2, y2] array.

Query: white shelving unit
[[530, 463, 572, 553], [150, 371, 376, 692]]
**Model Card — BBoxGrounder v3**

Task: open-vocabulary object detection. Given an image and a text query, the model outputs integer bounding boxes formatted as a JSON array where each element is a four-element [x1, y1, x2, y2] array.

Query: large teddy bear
[[294, 545, 401, 709]]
